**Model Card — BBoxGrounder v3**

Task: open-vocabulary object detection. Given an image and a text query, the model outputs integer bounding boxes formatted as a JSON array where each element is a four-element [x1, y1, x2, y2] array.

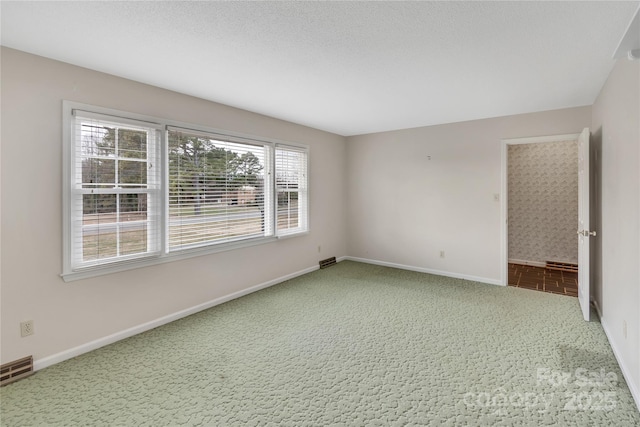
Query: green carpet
[[1, 261, 638, 426]]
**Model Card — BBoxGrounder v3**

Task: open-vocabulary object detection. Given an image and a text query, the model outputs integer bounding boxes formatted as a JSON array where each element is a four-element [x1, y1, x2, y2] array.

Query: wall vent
[[546, 261, 578, 273], [1, 356, 34, 386], [319, 257, 337, 269]]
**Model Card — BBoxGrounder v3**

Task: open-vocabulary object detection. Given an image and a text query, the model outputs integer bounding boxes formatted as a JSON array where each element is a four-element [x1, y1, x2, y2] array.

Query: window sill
[[60, 234, 297, 282]]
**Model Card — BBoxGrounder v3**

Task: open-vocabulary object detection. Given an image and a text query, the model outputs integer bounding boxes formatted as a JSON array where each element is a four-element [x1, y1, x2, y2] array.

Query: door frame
[[500, 133, 581, 287]]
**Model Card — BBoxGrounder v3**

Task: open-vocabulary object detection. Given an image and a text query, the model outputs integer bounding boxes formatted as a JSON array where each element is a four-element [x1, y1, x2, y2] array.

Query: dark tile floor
[[508, 263, 578, 297]]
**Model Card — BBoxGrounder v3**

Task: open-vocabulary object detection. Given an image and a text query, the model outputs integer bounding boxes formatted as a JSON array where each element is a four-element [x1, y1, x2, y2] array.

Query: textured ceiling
[[1, 1, 638, 136]]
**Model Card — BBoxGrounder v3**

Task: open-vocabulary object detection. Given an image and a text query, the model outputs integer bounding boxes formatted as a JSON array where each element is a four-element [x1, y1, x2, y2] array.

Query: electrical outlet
[[20, 320, 34, 337], [623, 320, 627, 339], [440, 250, 445, 258]]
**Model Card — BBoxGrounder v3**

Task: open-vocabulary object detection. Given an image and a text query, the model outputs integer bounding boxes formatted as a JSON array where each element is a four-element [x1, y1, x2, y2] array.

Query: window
[[167, 128, 271, 251], [63, 103, 309, 280], [276, 146, 308, 236], [69, 112, 161, 270]]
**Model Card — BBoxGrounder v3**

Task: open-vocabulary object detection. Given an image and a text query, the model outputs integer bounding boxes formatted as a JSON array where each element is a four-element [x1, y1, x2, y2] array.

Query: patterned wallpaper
[[508, 140, 578, 264]]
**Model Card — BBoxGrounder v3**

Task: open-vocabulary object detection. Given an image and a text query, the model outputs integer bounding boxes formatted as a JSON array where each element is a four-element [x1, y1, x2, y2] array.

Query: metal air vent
[[319, 257, 337, 269], [1, 356, 33, 386]]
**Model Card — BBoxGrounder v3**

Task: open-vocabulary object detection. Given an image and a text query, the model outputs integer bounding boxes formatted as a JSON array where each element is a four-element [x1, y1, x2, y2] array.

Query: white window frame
[[275, 145, 309, 237], [68, 111, 163, 271], [62, 101, 309, 282]]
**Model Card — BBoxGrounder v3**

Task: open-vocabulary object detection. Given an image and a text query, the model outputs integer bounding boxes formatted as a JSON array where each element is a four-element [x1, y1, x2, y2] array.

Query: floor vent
[[1, 356, 34, 386], [546, 261, 578, 273], [319, 257, 337, 269]]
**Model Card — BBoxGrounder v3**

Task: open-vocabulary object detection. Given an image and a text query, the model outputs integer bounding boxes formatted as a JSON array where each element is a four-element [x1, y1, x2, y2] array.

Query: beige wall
[[346, 106, 591, 282], [591, 57, 640, 403], [0, 48, 348, 364], [508, 140, 578, 264]]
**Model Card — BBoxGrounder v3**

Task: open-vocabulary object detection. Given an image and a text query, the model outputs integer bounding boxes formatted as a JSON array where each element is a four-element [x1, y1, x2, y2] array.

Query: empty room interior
[[1, 1, 639, 425]]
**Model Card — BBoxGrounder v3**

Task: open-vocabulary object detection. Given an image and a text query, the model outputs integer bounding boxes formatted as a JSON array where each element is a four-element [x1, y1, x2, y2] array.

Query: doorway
[[500, 133, 581, 296]]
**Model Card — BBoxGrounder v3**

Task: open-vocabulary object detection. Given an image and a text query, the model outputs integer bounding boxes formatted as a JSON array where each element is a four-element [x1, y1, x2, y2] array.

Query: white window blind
[[276, 146, 308, 236], [167, 128, 271, 251], [70, 111, 161, 270]]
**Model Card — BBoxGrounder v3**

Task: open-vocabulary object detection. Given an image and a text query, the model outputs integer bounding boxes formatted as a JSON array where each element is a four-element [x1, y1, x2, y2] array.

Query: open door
[[577, 128, 593, 321]]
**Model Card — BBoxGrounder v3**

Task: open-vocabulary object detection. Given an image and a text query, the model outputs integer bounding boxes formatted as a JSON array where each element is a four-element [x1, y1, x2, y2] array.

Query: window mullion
[[115, 128, 120, 257], [161, 129, 169, 255], [114, 126, 120, 189], [266, 145, 275, 236]]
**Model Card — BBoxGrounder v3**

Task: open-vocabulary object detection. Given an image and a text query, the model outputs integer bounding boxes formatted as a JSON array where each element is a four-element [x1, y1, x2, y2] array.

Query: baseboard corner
[[344, 256, 501, 286]]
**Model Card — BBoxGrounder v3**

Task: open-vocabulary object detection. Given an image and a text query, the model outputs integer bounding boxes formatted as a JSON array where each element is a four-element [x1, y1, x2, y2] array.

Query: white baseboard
[[592, 299, 603, 318], [34, 262, 324, 371], [592, 303, 640, 412], [344, 256, 502, 286], [508, 258, 547, 267]]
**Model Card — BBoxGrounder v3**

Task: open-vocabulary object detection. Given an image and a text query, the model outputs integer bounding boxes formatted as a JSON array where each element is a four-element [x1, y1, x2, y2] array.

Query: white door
[[577, 128, 593, 321]]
